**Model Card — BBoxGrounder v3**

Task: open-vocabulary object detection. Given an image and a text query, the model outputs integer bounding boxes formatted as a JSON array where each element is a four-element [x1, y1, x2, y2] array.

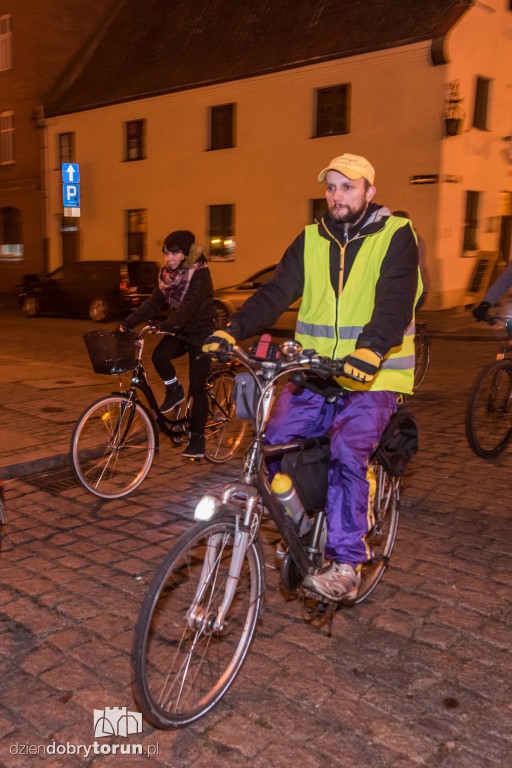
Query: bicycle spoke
[[133, 518, 264, 728], [71, 395, 155, 498], [204, 372, 248, 463]]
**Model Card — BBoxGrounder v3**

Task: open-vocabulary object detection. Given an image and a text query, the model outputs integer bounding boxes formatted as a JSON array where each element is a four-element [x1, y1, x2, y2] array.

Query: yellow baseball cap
[[318, 153, 375, 185]]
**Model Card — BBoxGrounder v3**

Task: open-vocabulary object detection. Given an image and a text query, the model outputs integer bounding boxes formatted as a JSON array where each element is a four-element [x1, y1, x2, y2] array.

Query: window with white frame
[[315, 84, 351, 137], [310, 198, 328, 223], [208, 204, 235, 258], [0, 206, 23, 260], [463, 191, 481, 252], [0, 15, 12, 72], [126, 209, 147, 260], [0, 112, 14, 164], [58, 132, 75, 164], [472, 76, 491, 131], [209, 104, 236, 150], [125, 120, 146, 161]]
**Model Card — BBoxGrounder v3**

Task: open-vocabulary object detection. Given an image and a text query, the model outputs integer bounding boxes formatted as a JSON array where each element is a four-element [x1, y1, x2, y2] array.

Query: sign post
[[62, 163, 81, 217]]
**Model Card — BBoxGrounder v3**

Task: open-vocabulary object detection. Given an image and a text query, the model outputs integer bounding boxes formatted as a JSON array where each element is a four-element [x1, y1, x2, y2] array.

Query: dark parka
[[123, 247, 215, 346]]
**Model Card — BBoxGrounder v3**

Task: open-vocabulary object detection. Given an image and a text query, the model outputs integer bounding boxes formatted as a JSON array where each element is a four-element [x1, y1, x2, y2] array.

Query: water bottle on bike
[[271, 472, 311, 536]]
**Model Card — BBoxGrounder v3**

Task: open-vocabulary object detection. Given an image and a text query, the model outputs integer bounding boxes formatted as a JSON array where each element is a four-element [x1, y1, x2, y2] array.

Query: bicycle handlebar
[[214, 339, 348, 381]]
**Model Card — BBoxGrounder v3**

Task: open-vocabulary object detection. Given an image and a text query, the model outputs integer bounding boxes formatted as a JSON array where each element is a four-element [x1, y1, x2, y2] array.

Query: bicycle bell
[[280, 340, 302, 361]]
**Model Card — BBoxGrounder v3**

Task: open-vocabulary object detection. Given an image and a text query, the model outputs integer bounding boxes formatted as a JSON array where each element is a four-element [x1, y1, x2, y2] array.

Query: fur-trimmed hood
[[181, 243, 207, 269]]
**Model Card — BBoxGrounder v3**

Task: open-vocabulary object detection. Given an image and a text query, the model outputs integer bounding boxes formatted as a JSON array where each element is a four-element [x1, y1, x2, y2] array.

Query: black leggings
[[152, 336, 211, 434]]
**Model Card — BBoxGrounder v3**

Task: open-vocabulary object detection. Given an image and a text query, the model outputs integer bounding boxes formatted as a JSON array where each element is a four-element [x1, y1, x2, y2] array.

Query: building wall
[[0, 0, 118, 292], [44, 41, 445, 294], [41, 2, 512, 308], [436, 0, 512, 308]]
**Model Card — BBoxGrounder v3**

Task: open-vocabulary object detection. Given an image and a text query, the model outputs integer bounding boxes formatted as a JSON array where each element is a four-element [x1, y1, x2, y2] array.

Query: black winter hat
[[162, 230, 195, 256]]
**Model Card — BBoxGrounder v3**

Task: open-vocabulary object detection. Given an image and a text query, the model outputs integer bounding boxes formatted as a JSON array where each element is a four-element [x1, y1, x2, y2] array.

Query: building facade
[[4, 1, 512, 308], [0, 0, 119, 292]]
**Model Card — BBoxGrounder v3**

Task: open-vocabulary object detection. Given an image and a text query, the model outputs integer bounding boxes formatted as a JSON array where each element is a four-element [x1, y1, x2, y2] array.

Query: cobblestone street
[[0, 310, 511, 767]]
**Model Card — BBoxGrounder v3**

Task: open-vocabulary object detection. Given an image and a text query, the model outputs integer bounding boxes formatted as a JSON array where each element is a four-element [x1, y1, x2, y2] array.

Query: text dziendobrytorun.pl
[[9, 742, 159, 758]]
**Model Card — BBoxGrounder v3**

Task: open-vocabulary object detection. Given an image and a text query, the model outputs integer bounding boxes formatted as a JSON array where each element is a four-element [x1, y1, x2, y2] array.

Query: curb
[[0, 451, 70, 481]]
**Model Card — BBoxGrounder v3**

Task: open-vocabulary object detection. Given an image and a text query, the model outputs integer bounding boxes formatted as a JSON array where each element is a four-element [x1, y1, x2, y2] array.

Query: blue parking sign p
[[63, 183, 80, 208]]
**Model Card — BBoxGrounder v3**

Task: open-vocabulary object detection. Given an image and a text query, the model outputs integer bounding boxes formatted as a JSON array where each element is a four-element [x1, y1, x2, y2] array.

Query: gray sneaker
[[303, 562, 361, 601]]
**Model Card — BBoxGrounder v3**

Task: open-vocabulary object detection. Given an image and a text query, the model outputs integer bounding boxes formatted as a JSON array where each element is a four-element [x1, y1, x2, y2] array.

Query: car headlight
[[193, 495, 220, 521]]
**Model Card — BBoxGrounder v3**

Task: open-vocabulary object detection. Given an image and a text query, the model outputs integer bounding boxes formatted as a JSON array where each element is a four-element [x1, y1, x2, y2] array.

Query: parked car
[[19, 260, 160, 322], [213, 265, 300, 333]]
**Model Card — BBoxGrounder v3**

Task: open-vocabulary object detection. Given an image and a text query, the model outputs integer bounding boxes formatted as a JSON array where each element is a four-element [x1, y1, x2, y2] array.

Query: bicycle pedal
[[301, 586, 332, 605]]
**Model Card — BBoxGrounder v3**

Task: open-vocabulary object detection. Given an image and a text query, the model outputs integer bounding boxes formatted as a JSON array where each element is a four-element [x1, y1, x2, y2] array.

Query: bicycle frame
[[190, 339, 403, 620], [126, 361, 189, 440], [189, 346, 346, 619], [114, 331, 239, 444]]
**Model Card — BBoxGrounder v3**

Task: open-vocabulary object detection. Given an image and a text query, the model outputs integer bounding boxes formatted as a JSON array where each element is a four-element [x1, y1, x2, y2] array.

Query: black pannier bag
[[281, 438, 330, 512], [280, 408, 418, 511], [375, 406, 419, 477]]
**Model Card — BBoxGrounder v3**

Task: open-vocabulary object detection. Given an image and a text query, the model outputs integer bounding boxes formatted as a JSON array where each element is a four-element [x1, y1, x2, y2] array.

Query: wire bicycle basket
[[83, 330, 138, 375]]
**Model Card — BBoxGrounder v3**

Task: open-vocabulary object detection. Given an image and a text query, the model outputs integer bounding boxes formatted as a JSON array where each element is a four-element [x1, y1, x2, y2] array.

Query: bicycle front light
[[194, 495, 220, 521]]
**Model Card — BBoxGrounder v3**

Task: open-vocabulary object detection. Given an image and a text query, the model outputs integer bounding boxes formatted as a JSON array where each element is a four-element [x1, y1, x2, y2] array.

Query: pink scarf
[[158, 262, 206, 309]]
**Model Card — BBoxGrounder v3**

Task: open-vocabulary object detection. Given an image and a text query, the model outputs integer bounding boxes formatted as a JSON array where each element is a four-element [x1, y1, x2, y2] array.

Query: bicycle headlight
[[194, 494, 220, 521]]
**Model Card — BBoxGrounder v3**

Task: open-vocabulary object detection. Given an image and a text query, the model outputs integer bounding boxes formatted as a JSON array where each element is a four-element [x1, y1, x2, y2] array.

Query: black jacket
[[228, 204, 419, 358], [124, 253, 215, 346]]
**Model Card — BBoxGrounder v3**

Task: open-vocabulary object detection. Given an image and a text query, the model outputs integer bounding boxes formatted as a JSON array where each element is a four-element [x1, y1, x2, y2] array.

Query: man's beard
[[329, 200, 368, 225]]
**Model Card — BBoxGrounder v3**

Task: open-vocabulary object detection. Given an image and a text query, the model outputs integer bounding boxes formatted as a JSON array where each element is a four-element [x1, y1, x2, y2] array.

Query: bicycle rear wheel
[[204, 370, 248, 463], [344, 463, 400, 605], [466, 359, 512, 459], [413, 325, 431, 391], [70, 394, 156, 499], [133, 516, 265, 728]]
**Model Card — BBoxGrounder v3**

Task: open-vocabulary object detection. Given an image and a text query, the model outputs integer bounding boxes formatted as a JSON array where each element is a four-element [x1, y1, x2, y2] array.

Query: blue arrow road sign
[[61, 163, 80, 183], [63, 183, 80, 208]]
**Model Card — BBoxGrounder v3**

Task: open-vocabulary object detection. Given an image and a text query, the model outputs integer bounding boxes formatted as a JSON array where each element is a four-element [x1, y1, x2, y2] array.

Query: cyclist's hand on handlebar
[[202, 329, 236, 356], [116, 323, 131, 333], [334, 348, 382, 385], [472, 301, 491, 322]]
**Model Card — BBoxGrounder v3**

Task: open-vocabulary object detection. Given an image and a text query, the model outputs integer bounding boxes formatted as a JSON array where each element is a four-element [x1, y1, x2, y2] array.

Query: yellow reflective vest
[[295, 219, 423, 394]]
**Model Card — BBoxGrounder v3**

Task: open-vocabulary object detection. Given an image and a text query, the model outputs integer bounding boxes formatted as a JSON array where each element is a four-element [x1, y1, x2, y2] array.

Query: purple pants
[[265, 384, 397, 566]]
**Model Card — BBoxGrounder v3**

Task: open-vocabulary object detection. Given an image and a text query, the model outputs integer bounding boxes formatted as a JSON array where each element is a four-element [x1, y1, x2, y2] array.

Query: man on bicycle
[[473, 260, 512, 322], [204, 153, 422, 600]]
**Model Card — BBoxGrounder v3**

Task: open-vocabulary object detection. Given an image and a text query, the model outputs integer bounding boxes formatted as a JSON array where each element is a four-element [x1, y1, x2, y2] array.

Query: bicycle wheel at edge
[[132, 515, 265, 728], [343, 463, 400, 606], [70, 394, 156, 499], [466, 359, 512, 459], [204, 370, 248, 463], [413, 330, 431, 392]]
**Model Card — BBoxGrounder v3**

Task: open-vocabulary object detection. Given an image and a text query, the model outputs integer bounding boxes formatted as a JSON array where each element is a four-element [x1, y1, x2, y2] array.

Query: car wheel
[[22, 295, 41, 317], [89, 297, 110, 322], [214, 302, 231, 329]]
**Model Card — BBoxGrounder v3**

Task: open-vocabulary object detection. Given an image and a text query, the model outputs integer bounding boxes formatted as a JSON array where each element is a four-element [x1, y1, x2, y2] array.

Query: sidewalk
[[0, 307, 502, 481]]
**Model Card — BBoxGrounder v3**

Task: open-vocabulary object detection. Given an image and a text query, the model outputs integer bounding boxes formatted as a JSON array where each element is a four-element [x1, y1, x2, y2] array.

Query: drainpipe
[[33, 105, 49, 275]]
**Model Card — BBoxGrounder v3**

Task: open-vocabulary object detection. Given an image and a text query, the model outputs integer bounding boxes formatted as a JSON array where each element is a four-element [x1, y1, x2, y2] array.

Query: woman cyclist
[[119, 230, 215, 459]]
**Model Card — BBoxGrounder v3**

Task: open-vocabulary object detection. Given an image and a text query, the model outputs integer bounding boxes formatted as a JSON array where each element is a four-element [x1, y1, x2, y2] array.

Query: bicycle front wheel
[[133, 516, 265, 728], [204, 370, 248, 463], [70, 394, 156, 499], [466, 359, 512, 459], [345, 463, 400, 605]]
